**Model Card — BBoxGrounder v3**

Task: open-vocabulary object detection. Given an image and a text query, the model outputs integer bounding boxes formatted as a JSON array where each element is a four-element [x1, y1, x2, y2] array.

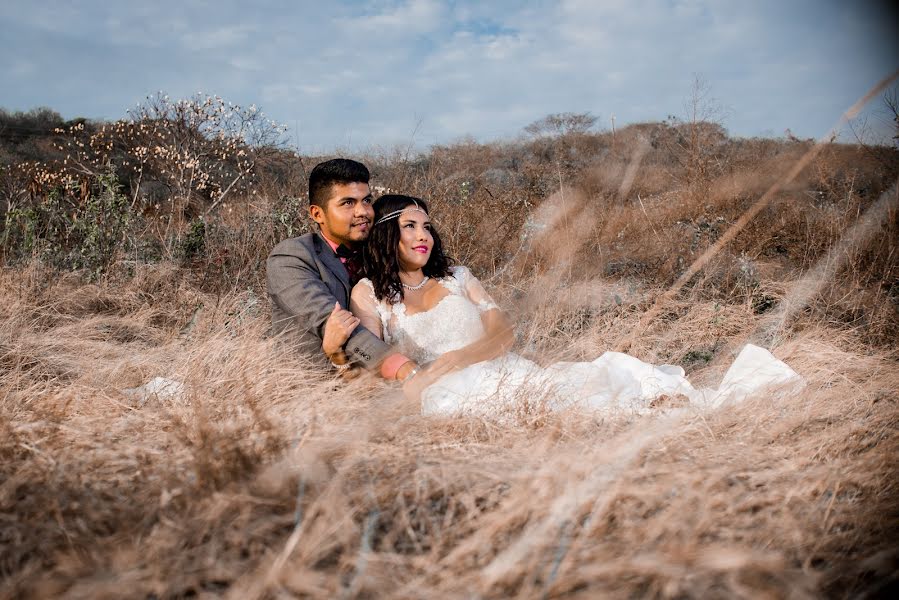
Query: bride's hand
[[425, 350, 464, 379], [402, 351, 466, 402], [402, 368, 432, 403]]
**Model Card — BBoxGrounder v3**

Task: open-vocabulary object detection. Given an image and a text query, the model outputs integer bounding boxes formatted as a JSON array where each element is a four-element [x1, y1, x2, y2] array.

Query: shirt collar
[[319, 232, 341, 254]]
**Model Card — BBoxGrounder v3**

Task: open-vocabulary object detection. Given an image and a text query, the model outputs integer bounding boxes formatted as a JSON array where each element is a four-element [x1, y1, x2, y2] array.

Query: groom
[[267, 158, 417, 380]]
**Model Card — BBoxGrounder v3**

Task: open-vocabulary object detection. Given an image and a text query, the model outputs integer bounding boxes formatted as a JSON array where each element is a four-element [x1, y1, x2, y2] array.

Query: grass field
[[1, 114, 898, 598]]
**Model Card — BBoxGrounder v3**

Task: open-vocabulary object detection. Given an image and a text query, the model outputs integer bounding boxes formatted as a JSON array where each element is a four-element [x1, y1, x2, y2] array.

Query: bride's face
[[396, 208, 433, 272]]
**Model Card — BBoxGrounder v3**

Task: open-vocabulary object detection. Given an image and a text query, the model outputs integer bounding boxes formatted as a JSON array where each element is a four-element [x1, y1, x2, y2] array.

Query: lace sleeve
[[350, 279, 384, 340], [453, 266, 499, 313]]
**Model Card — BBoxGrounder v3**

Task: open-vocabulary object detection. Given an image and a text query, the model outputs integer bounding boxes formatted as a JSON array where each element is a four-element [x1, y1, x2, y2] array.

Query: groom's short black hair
[[308, 158, 370, 209]]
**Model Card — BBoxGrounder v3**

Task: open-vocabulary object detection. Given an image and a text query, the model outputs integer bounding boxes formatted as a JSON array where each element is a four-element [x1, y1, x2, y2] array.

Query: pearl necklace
[[402, 276, 429, 291]]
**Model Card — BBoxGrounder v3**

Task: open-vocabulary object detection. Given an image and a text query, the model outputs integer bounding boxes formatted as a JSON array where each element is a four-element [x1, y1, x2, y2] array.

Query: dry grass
[[2, 255, 897, 599], [2, 127, 898, 598]]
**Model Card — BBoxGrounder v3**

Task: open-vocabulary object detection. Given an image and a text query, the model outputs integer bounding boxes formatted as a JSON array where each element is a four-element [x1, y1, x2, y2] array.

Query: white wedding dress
[[351, 267, 803, 420]]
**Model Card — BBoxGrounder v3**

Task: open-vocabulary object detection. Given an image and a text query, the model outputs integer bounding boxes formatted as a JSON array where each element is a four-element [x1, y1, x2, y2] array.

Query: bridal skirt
[[420, 344, 803, 419]]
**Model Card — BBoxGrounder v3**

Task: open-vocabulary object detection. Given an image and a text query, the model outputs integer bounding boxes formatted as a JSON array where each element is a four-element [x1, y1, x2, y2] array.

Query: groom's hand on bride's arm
[[321, 302, 360, 360]]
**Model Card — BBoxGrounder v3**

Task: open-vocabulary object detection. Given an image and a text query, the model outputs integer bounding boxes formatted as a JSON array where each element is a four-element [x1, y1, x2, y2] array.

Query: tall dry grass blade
[[617, 135, 650, 200]]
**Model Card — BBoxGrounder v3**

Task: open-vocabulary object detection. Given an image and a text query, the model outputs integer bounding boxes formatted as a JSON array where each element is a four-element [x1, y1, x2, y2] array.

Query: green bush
[[3, 170, 131, 278]]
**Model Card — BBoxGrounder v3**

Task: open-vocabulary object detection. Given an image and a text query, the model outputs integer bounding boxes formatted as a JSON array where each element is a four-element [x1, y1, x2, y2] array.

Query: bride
[[347, 194, 802, 419]]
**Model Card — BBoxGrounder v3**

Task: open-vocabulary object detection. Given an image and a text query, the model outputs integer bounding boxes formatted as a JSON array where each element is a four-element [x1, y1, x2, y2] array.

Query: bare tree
[[663, 75, 729, 199], [885, 86, 899, 147], [524, 112, 598, 137]]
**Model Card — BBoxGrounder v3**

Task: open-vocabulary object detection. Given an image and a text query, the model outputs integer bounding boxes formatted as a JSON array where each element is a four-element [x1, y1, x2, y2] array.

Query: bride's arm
[[349, 282, 383, 340], [448, 307, 514, 364], [425, 268, 515, 375], [404, 306, 514, 400], [402, 268, 513, 401], [350, 281, 420, 381], [431, 307, 514, 370]]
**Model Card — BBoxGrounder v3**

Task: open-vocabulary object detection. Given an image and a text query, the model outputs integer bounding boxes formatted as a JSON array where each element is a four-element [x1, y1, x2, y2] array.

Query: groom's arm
[[267, 244, 392, 370]]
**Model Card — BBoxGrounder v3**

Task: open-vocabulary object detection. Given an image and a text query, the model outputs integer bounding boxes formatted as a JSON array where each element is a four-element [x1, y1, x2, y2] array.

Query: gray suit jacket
[[266, 232, 392, 370]]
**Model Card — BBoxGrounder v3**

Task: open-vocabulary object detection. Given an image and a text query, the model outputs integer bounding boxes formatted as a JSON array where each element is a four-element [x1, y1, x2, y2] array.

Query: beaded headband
[[374, 201, 430, 226]]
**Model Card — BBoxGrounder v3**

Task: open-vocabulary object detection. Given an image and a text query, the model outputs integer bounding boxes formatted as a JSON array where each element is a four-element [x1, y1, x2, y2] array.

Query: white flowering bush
[[1, 93, 288, 270], [54, 93, 287, 216]]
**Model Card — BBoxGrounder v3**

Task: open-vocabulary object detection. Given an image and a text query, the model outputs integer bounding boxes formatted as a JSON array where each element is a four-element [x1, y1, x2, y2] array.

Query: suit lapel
[[315, 233, 351, 301]]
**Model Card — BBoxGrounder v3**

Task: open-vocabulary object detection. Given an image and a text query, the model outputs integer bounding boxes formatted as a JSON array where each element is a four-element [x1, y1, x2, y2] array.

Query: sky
[[1, 0, 896, 152]]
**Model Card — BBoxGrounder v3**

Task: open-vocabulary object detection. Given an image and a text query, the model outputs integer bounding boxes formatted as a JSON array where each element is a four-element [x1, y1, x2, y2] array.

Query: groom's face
[[309, 181, 374, 247]]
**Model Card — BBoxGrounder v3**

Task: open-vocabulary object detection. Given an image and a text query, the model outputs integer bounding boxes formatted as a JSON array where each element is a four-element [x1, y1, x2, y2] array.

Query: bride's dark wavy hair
[[363, 194, 453, 303]]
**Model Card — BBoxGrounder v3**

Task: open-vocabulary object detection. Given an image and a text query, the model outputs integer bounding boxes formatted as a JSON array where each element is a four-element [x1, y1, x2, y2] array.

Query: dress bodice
[[352, 266, 498, 364]]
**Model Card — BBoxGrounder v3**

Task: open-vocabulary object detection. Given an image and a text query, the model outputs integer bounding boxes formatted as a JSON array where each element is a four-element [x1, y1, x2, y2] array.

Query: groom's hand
[[322, 302, 360, 358]]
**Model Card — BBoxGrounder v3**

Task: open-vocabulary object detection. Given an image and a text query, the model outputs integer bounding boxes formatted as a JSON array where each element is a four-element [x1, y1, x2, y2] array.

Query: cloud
[[7, 58, 35, 77], [229, 56, 264, 72], [0, 0, 895, 149], [182, 25, 256, 52], [348, 0, 445, 33]]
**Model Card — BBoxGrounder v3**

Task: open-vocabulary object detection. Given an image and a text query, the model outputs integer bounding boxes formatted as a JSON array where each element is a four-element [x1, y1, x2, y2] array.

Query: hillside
[[1, 99, 898, 598]]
